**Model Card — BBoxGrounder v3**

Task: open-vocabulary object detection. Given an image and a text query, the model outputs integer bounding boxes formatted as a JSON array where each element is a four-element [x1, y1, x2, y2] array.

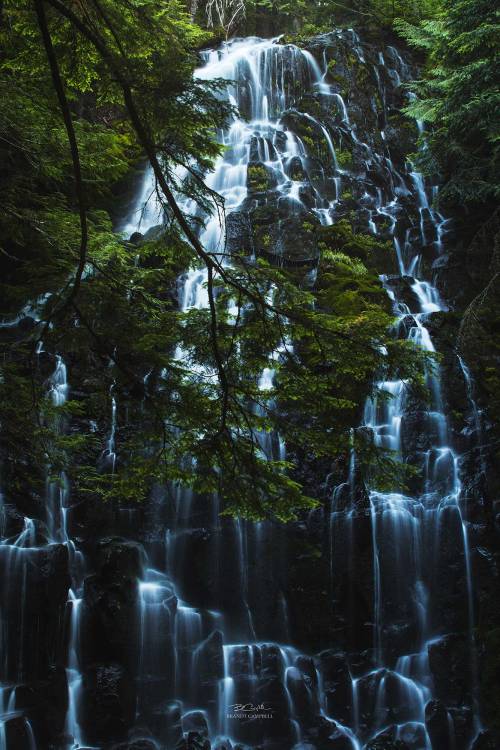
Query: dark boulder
[[447, 706, 474, 750], [81, 663, 135, 744], [129, 232, 143, 245], [394, 722, 430, 749], [96, 537, 144, 580], [384, 276, 421, 312], [286, 666, 316, 724], [181, 710, 209, 737], [425, 699, 453, 750], [226, 211, 253, 256], [195, 629, 224, 711], [318, 651, 353, 725], [365, 728, 409, 749], [0, 543, 70, 682], [428, 634, 471, 706], [176, 730, 211, 750], [314, 718, 354, 750], [4, 715, 37, 750], [154, 701, 183, 747], [471, 730, 500, 750], [14, 665, 68, 746], [81, 539, 142, 671]]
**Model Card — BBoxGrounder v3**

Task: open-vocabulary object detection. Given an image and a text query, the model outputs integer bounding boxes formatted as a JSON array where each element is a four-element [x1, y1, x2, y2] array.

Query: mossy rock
[[336, 148, 353, 169], [317, 218, 395, 274], [247, 162, 273, 194], [253, 211, 320, 266], [251, 202, 280, 226]]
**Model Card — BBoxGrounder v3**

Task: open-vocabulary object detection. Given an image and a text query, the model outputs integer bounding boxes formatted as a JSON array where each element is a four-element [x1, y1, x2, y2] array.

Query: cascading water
[[0, 29, 485, 750], [115, 32, 483, 750]]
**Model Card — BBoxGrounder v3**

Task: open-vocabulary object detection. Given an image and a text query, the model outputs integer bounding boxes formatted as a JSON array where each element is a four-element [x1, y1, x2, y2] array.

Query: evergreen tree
[[396, 0, 499, 212]]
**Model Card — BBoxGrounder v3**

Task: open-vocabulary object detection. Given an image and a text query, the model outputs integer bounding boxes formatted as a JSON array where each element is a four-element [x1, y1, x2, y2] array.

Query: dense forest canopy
[[0, 0, 498, 520]]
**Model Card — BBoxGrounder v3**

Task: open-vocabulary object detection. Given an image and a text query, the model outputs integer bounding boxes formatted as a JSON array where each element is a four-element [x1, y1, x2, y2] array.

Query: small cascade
[[102, 383, 118, 473], [136, 569, 177, 718], [46, 355, 69, 541], [65, 592, 83, 747]]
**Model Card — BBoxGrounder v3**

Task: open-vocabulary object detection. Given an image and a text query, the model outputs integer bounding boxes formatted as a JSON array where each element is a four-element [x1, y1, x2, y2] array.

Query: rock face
[[1, 28, 499, 750]]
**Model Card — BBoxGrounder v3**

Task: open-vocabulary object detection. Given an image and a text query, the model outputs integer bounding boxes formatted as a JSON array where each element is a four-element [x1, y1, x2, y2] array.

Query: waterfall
[[0, 30, 483, 750], [117, 31, 480, 750]]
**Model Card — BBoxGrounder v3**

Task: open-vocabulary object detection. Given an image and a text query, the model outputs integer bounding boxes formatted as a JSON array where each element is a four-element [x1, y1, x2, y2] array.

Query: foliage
[[0, 0, 427, 522], [240, 0, 442, 36], [396, 0, 500, 210]]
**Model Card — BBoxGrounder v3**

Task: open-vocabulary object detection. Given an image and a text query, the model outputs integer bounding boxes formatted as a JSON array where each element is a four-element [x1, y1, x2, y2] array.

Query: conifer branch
[[33, 0, 88, 309]]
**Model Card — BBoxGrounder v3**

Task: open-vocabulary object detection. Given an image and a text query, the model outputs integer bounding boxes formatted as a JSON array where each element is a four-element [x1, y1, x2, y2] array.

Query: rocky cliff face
[[0, 29, 499, 750]]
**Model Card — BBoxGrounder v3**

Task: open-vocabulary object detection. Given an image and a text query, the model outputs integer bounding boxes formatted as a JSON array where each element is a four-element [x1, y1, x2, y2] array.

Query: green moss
[[336, 149, 353, 169], [301, 220, 316, 234], [355, 65, 370, 86], [317, 218, 393, 270], [247, 164, 269, 192], [302, 134, 315, 151]]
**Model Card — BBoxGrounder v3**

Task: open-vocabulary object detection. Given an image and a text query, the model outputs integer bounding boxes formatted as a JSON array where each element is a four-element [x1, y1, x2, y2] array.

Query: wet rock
[[182, 710, 209, 737], [112, 742, 158, 750], [176, 731, 211, 750], [315, 720, 354, 750], [0, 315, 36, 345], [286, 666, 316, 723], [14, 666, 68, 746], [318, 651, 352, 725], [252, 208, 320, 266], [142, 224, 166, 242], [355, 669, 419, 740], [0, 504, 27, 540], [395, 722, 429, 749], [247, 162, 276, 195], [448, 706, 474, 750], [81, 663, 135, 744], [428, 634, 471, 707], [226, 211, 253, 255], [214, 741, 233, 750], [425, 699, 453, 750], [471, 730, 500, 750], [0, 543, 70, 682], [384, 276, 421, 312], [288, 155, 307, 181], [253, 663, 296, 744], [195, 629, 224, 716], [139, 700, 182, 748], [327, 508, 375, 653], [3, 715, 36, 750], [365, 726, 409, 748], [129, 231, 143, 245], [67, 492, 116, 541], [96, 537, 144, 580], [81, 539, 142, 672], [197, 628, 224, 680]]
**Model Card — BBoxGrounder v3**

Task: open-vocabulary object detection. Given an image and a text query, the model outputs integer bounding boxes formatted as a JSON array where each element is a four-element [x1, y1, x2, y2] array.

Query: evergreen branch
[[33, 0, 88, 310]]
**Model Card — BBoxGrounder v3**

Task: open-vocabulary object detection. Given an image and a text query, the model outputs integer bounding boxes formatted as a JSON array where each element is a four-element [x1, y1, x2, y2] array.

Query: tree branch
[[33, 0, 87, 308]]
